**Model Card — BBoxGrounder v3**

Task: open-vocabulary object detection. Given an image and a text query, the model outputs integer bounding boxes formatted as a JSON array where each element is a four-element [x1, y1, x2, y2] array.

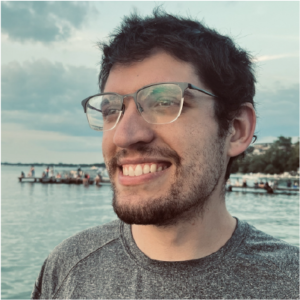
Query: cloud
[[1, 123, 103, 164], [1, 59, 100, 136], [1, 1, 95, 43], [1, 110, 97, 137], [255, 85, 299, 137]]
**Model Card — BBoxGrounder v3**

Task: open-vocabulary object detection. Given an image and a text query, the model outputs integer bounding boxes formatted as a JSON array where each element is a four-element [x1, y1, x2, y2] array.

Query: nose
[[112, 97, 155, 148]]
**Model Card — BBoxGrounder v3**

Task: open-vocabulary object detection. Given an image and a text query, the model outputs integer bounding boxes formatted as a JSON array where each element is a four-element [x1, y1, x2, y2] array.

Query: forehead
[[104, 51, 202, 94]]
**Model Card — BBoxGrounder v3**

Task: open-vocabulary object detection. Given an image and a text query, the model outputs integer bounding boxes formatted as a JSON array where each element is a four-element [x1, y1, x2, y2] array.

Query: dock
[[18, 177, 111, 185], [227, 185, 299, 195]]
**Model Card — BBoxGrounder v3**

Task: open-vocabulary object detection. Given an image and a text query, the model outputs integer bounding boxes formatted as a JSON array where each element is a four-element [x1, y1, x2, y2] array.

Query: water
[[1, 165, 299, 299]]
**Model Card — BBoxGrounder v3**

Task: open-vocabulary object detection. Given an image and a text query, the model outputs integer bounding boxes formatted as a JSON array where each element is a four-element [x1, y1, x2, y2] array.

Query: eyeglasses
[[81, 82, 217, 132]]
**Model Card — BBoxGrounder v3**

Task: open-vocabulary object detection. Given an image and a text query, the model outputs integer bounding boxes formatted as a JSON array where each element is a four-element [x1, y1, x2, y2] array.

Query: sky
[[1, 1, 299, 164]]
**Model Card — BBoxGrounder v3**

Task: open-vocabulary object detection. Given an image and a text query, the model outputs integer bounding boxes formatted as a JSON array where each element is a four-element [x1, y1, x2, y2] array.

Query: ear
[[227, 103, 256, 158]]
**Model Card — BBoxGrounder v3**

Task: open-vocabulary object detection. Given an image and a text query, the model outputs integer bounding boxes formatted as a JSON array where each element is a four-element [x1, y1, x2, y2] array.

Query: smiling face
[[102, 51, 228, 226]]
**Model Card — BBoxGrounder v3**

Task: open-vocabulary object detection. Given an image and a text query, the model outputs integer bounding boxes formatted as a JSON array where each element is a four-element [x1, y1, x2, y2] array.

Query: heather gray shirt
[[31, 218, 299, 299]]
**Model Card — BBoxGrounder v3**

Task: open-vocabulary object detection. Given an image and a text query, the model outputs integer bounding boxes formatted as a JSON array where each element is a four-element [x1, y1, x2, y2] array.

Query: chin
[[111, 175, 218, 227]]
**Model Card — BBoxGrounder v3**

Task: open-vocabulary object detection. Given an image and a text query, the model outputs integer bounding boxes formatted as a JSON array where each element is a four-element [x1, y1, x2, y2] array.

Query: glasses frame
[[81, 82, 218, 131]]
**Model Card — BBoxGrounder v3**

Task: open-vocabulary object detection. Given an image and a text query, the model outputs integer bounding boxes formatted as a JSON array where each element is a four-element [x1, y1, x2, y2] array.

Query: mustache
[[107, 144, 182, 172]]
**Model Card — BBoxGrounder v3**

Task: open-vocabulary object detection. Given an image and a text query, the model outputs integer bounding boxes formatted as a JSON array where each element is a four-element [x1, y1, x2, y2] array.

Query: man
[[32, 10, 299, 299]]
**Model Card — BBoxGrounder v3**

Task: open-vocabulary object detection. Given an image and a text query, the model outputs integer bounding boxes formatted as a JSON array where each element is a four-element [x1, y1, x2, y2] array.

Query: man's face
[[102, 51, 227, 226]]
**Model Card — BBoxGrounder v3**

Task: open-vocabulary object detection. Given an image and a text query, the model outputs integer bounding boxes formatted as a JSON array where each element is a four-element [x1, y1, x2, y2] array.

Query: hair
[[98, 8, 256, 180]]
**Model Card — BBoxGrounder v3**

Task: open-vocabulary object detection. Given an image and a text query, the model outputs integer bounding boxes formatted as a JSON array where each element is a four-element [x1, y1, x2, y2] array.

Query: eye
[[154, 98, 180, 108], [157, 99, 175, 106], [101, 100, 122, 118], [102, 108, 119, 117]]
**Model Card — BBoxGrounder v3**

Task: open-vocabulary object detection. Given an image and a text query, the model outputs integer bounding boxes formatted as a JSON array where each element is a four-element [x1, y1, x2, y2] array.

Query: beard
[[106, 137, 226, 227]]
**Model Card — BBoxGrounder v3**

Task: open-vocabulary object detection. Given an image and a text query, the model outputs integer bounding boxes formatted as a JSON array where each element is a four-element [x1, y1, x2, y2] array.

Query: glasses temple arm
[[188, 84, 218, 98]]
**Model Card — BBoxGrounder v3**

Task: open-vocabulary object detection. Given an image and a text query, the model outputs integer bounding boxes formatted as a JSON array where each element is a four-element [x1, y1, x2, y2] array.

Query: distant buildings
[[251, 142, 298, 156], [251, 143, 272, 155]]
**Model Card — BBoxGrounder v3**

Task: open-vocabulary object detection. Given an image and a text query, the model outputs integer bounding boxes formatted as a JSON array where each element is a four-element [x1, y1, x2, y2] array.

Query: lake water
[[1, 165, 299, 299]]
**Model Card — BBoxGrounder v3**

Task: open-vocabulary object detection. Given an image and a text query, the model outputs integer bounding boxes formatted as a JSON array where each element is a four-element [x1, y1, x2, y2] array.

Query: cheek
[[102, 132, 115, 160], [179, 123, 218, 157]]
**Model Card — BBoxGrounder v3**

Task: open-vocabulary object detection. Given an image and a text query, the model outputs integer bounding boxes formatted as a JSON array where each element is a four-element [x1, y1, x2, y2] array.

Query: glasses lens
[[137, 84, 182, 124], [86, 94, 122, 131]]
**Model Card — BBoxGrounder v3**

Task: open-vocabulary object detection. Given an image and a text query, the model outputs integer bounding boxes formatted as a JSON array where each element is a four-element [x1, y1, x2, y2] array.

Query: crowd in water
[[20, 166, 105, 186], [20, 166, 35, 178], [226, 177, 299, 193]]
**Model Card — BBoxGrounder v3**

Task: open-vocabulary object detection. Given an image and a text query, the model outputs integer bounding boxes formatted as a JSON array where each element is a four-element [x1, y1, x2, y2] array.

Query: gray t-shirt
[[31, 218, 299, 299]]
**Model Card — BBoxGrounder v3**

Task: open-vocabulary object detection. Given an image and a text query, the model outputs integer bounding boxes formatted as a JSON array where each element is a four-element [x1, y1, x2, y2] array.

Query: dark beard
[[106, 140, 225, 227]]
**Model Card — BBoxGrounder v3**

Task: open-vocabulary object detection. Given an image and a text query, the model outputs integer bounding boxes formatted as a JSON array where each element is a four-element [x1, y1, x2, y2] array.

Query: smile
[[122, 163, 170, 177]]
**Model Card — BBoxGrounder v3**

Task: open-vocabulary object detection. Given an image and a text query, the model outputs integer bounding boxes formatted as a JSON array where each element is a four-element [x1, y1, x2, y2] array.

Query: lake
[[1, 165, 299, 299]]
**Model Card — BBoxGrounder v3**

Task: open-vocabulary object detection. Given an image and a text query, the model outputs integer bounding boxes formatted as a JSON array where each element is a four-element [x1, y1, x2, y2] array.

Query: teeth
[[150, 164, 157, 173], [135, 164, 143, 176], [129, 166, 134, 176], [123, 163, 168, 176], [143, 164, 150, 174], [123, 166, 128, 175]]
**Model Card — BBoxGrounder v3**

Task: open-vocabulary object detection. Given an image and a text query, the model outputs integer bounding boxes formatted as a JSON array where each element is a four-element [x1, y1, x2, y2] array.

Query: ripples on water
[[1, 166, 299, 299]]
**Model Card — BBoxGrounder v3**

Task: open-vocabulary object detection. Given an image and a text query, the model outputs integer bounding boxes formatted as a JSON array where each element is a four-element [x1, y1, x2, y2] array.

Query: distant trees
[[231, 136, 299, 174], [1, 162, 107, 168]]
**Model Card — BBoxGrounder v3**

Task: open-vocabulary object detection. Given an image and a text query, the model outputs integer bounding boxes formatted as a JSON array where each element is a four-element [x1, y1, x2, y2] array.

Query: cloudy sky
[[1, 1, 299, 164]]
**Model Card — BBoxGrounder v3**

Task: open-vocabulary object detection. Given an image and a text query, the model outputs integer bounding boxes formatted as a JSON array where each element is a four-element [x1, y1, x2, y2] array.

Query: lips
[[122, 162, 170, 176]]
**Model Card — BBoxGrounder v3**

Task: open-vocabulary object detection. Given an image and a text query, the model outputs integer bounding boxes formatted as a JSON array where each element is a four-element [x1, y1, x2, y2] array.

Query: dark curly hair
[[98, 8, 256, 180]]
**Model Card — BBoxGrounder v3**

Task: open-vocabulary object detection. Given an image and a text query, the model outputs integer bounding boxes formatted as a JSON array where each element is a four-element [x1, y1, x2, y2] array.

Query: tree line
[[1, 162, 107, 168], [231, 136, 299, 174]]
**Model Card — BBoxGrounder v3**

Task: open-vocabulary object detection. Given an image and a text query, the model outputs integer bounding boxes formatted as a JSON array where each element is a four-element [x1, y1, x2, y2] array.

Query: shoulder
[[237, 220, 299, 279], [52, 218, 121, 259], [50, 219, 121, 268], [34, 219, 121, 298], [241, 221, 299, 260]]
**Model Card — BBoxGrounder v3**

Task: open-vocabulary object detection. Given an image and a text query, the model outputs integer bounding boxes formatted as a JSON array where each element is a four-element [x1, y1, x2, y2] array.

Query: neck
[[131, 193, 236, 261]]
